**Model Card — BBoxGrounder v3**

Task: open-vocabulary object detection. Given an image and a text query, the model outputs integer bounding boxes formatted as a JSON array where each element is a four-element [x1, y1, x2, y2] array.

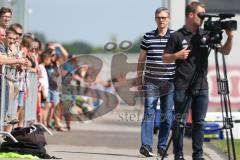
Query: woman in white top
[[38, 49, 52, 126]]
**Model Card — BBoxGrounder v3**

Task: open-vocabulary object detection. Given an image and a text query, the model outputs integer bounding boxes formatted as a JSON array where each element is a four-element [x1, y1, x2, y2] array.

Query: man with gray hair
[[137, 7, 175, 157]]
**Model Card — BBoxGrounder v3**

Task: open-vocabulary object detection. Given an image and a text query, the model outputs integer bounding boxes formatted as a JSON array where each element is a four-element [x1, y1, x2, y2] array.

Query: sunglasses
[[30, 48, 39, 52], [16, 32, 23, 36]]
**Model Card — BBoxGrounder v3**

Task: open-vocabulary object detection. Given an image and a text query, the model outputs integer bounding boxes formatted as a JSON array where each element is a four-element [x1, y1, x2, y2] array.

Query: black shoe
[[153, 127, 158, 134], [158, 148, 168, 157], [193, 158, 205, 160], [139, 145, 154, 157], [174, 155, 185, 160]]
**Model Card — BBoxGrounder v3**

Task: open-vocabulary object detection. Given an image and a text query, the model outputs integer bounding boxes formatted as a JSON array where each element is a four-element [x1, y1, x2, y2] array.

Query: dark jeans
[[141, 81, 174, 150], [172, 89, 208, 159]]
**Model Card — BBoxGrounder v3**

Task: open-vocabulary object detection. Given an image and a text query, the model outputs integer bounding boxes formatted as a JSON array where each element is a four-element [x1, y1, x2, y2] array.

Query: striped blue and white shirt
[[141, 29, 175, 82]]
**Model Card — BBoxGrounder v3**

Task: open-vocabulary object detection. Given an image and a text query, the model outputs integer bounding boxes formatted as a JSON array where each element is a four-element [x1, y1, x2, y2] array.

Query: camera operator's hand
[[221, 30, 234, 55], [176, 48, 190, 60], [225, 30, 234, 39]]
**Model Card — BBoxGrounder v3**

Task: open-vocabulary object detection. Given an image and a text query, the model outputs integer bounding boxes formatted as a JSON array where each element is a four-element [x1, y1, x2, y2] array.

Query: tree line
[[33, 32, 142, 55]]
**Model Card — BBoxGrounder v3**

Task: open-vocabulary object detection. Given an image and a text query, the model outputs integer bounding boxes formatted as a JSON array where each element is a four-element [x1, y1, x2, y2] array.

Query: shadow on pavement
[[53, 150, 144, 158]]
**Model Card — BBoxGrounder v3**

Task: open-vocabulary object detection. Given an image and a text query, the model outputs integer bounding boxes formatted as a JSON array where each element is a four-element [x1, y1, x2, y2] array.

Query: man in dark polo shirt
[[163, 2, 234, 160], [137, 7, 175, 157]]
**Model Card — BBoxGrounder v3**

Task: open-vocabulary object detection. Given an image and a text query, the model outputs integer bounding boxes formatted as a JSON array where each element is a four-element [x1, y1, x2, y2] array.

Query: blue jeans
[[47, 90, 60, 105], [18, 91, 25, 107], [172, 89, 208, 159], [141, 81, 174, 150], [154, 109, 174, 129], [154, 109, 161, 128]]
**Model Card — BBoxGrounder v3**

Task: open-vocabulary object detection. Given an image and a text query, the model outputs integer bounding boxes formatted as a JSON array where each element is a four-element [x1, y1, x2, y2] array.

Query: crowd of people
[[0, 6, 71, 132], [0, 6, 117, 133], [0, 1, 236, 160]]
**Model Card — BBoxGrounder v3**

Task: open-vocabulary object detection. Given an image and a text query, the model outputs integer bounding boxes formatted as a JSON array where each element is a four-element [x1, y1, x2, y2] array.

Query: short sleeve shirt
[[164, 26, 209, 90], [140, 29, 175, 82], [0, 43, 7, 55], [46, 63, 61, 91]]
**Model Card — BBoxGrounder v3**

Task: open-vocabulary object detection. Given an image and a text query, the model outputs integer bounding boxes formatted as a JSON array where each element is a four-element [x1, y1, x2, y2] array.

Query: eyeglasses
[[1, 16, 11, 19], [155, 16, 168, 20]]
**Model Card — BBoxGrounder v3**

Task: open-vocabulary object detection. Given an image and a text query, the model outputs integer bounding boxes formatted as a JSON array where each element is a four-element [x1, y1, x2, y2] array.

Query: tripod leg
[[224, 116, 236, 160], [225, 131, 231, 160], [214, 48, 237, 160], [230, 129, 236, 160], [161, 94, 192, 160], [161, 135, 172, 160], [225, 129, 237, 160]]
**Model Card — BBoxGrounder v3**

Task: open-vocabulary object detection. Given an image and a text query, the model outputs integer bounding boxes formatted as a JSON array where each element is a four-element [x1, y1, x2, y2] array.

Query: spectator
[[0, 7, 12, 30], [0, 25, 28, 66], [33, 38, 43, 57], [16, 34, 34, 128], [38, 49, 52, 125], [0, 25, 6, 54], [5, 28, 18, 57], [45, 44, 65, 131], [9, 23, 24, 48]]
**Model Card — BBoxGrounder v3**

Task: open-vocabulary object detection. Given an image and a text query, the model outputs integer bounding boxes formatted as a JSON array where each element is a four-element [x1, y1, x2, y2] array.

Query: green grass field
[[210, 140, 240, 159]]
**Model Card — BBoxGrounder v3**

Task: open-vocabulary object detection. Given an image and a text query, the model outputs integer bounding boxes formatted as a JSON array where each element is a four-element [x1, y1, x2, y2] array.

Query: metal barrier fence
[[0, 65, 39, 141], [24, 71, 38, 126], [0, 65, 20, 130]]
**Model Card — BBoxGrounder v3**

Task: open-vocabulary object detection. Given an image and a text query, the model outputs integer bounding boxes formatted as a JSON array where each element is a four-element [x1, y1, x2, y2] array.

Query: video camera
[[198, 13, 237, 44]]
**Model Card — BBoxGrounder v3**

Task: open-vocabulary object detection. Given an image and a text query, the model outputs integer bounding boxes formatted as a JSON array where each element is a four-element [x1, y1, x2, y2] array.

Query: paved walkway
[[44, 105, 226, 160]]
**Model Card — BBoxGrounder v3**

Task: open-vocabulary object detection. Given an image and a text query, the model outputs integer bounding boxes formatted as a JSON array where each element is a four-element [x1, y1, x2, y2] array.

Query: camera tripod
[[210, 44, 236, 160], [161, 44, 236, 160]]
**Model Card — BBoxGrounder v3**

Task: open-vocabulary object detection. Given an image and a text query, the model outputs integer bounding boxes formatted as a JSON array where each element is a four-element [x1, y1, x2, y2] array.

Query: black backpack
[[1, 127, 60, 159]]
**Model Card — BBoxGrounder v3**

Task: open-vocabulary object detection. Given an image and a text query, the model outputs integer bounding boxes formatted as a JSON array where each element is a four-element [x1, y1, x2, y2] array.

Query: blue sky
[[28, 0, 163, 46]]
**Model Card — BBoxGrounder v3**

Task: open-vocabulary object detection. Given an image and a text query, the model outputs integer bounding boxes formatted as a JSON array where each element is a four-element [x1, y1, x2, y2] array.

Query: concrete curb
[[203, 142, 228, 160]]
